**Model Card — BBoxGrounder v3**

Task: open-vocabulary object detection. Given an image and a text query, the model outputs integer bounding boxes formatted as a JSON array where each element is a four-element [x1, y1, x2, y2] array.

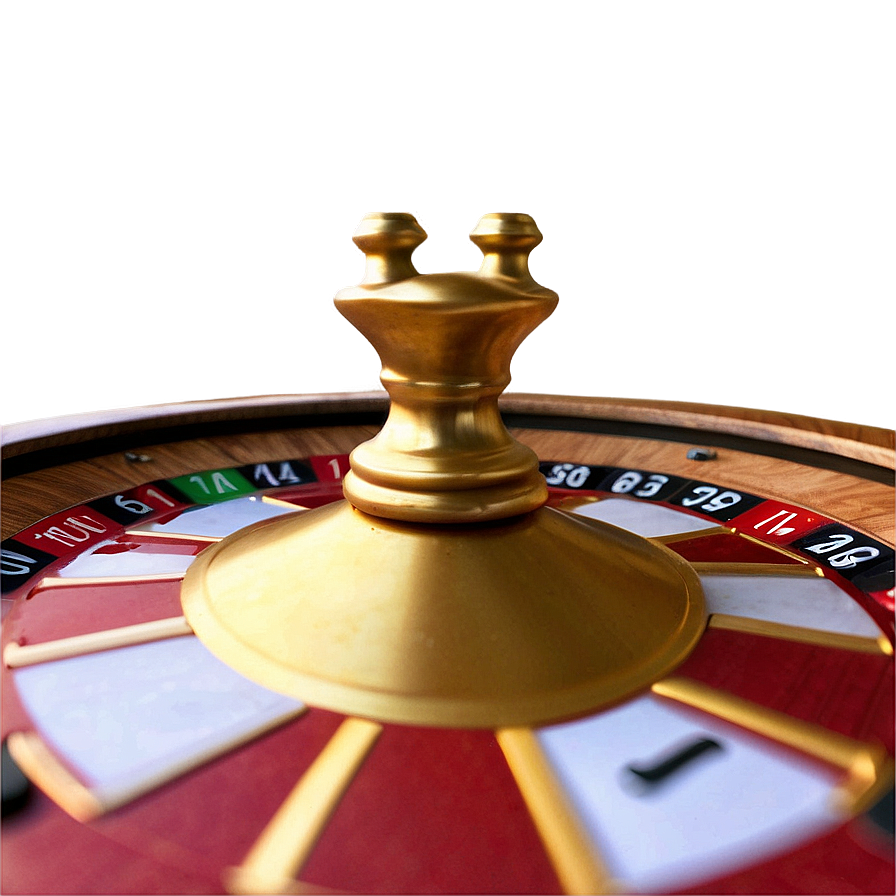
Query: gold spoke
[[225, 717, 382, 895], [6, 731, 105, 821], [550, 495, 607, 512], [4, 616, 194, 668], [691, 561, 822, 577], [649, 525, 733, 545], [497, 727, 619, 895], [123, 529, 223, 543], [560, 502, 733, 545], [261, 496, 310, 510], [652, 677, 894, 815], [35, 572, 188, 589], [728, 530, 815, 564], [709, 613, 892, 655], [8, 705, 307, 821]]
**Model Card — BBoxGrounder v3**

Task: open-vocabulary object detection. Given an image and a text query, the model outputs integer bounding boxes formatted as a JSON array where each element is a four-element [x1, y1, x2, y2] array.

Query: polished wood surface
[[4, 393, 893, 465], [508, 394, 895, 468], [1, 424, 378, 539], [2, 394, 893, 544]]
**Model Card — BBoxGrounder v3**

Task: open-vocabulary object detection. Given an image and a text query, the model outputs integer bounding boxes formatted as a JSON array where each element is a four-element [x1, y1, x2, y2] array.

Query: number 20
[[545, 464, 590, 488]]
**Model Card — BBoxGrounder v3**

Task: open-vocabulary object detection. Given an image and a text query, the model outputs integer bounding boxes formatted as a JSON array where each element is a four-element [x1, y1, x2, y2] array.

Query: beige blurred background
[[2, 2, 893, 428]]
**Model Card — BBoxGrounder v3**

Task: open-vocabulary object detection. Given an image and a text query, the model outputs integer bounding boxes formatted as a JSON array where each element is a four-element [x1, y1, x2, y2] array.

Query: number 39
[[680, 485, 742, 513]]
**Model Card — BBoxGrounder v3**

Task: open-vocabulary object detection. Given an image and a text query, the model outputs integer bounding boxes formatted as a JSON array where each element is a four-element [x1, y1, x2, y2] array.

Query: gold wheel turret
[[181, 214, 706, 728], [337, 212, 556, 523]]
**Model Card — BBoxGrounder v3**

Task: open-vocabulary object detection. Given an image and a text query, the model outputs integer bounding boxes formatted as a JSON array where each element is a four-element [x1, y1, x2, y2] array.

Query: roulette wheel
[[1, 213, 893, 895]]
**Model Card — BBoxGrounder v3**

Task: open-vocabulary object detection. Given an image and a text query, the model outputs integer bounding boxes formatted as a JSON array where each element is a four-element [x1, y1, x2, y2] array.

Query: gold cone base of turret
[[180, 500, 706, 728], [182, 212, 706, 728]]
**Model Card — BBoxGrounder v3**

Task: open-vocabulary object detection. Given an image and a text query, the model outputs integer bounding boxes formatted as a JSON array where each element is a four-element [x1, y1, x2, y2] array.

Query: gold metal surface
[[732, 531, 815, 565], [262, 496, 311, 510], [497, 727, 618, 895], [652, 677, 893, 814], [3, 616, 193, 668], [183, 500, 705, 727], [182, 214, 706, 728], [8, 714, 308, 823], [125, 529, 222, 544], [708, 613, 892, 655], [6, 732, 104, 822], [226, 717, 381, 895], [34, 572, 188, 589], [692, 562, 822, 578], [648, 525, 734, 544], [335, 212, 556, 524]]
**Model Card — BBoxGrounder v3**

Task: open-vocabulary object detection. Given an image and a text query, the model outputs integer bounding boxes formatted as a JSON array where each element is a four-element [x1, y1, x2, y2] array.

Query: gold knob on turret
[[352, 212, 426, 285]]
